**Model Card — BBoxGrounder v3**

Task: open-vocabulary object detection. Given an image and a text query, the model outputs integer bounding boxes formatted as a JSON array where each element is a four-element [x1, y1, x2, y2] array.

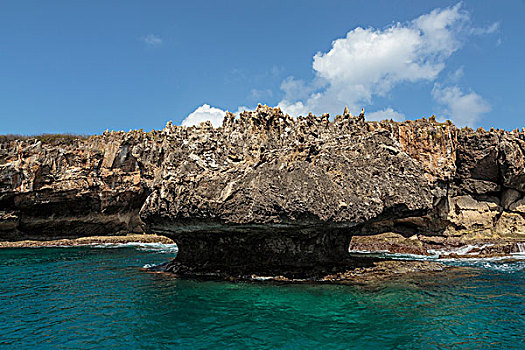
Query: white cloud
[[280, 76, 318, 102], [275, 100, 309, 118], [485, 22, 500, 34], [367, 108, 406, 122], [470, 22, 500, 35], [432, 84, 491, 126], [448, 67, 464, 83], [181, 104, 226, 128], [276, 3, 494, 125], [142, 34, 163, 46]]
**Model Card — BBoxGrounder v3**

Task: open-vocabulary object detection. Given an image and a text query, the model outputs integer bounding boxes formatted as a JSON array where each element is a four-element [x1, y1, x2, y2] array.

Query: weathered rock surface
[[1, 105, 524, 274]]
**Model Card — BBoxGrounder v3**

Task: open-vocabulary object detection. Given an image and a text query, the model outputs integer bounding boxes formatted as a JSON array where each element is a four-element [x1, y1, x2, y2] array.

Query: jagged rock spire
[[343, 106, 350, 117]]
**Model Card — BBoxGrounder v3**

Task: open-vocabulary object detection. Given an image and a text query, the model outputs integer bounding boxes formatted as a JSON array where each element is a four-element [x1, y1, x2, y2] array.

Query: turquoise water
[[0, 246, 523, 349]]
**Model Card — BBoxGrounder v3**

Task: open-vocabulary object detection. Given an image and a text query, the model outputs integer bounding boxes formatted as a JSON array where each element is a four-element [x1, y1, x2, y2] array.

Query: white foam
[[349, 250, 439, 260], [349, 249, 390, 254], [441, 257, 525, 272], [427, 244, 494, 256], [251, 276, 274, 281], [349, 248, 525, 272], [91, 242, 179, 253]]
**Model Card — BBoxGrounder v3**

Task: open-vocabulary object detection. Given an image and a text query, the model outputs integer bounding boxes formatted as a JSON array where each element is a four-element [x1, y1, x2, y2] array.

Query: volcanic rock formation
[[1, 105, 524, 274]]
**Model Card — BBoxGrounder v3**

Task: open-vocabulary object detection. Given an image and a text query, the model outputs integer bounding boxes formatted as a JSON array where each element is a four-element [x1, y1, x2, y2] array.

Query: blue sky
[[1, 0, 524, 134]]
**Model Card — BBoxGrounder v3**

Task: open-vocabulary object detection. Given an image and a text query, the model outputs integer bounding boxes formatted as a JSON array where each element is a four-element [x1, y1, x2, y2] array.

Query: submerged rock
[[320, 260, 450, 284], [0, 105, 524, 275]]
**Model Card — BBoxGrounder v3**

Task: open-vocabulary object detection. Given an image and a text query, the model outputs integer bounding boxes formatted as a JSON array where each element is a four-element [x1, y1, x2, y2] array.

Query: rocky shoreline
[[1, 105, 524, 277], [349, 232, 525, 258], [0, 234, 174, 248]]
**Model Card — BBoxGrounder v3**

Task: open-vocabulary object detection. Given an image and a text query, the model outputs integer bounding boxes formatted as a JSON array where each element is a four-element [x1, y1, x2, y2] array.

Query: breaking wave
[[441, 257, 525, 272], [427, 243, 495, 256], [91, 242, 179, 254], [142, 263, 158, 269], [349, 246, 525, 272]]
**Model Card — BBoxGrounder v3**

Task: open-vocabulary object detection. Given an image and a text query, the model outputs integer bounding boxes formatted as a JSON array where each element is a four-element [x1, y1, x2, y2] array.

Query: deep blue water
[[0, 245, 523, 349]]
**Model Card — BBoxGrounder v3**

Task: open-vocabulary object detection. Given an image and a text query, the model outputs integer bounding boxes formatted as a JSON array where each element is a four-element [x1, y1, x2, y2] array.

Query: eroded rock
[[1, 105, 524, 274], [502, 188, 521, 210], [495, 212, 525, 236]]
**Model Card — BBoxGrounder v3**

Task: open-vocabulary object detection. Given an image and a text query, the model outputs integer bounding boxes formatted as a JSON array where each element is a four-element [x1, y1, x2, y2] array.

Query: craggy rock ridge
[[1, 105, 524, 275]]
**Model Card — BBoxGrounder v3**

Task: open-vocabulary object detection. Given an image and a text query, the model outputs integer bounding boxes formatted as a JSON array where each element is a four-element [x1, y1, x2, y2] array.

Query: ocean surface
[[0, 244, 523, 349]]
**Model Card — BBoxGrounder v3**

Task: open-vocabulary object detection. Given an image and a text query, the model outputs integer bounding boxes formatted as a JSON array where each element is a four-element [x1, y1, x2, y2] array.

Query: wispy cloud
[[141, 34, 163, 47], [470, 22, 500, 35], [432, 84, 491, 126], [367, 108, 406, 122], [250, 88, 274, 100], [448, 67, 464, 83]]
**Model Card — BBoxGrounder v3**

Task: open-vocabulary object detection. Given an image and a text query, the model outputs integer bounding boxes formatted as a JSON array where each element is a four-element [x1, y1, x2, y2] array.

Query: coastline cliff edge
[[1, 105, 524, 278]]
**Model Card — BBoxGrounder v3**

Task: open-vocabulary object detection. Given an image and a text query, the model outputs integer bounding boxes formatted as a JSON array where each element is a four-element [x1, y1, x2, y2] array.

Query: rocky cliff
[[1, 105, 524, 274]]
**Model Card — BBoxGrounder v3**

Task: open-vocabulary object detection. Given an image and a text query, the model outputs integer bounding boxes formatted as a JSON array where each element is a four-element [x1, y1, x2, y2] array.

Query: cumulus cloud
[[276, 3, 494, 126], [141, 34, 163, 47], [181, 104, 226, 127], [367, 108, 406, 122], [183, 3, 496, 127], [432, 84, 491, 126]]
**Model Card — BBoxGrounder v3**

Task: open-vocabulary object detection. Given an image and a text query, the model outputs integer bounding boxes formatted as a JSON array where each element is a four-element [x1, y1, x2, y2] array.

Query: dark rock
[[501, 188, 521, 210], [456, 133, 499, 182], [455, 178, 500, 195]]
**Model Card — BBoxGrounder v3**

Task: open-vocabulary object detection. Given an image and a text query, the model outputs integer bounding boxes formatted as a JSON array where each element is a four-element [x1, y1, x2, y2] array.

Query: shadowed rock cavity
[[155, 224, 369, 277]]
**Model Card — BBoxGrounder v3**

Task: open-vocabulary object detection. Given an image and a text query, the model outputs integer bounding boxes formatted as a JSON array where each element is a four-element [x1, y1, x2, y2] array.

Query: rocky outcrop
[[1, 105, 524, 275]]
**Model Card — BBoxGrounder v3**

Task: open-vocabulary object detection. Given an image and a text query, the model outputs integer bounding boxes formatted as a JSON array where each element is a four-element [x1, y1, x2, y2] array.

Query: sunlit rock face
[[1, 105, 524, 272]]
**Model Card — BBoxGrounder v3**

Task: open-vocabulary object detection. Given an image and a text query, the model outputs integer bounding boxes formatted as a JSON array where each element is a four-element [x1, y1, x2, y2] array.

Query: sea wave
[[349, 250, 439, 260], [427, 243, 495, 256], [91, 242, 179, 254], [142, 263, 158, 269], [349, 249, 525, 272], [440, 257, 525, 272]]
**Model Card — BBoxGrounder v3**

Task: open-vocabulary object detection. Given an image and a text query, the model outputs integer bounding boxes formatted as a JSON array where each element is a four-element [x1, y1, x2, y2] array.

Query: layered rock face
[[1, 105, 524, 273]]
